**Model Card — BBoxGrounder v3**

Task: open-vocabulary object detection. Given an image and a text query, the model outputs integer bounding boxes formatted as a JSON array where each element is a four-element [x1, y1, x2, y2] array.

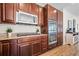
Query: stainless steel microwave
[[16, 11, 38, 25]]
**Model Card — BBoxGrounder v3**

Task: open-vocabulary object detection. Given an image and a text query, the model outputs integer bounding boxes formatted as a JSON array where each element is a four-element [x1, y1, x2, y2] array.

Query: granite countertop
[[0, 34, 47, 41]]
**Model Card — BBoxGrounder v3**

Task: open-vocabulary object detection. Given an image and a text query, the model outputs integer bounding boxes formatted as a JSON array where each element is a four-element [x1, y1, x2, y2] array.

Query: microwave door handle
[[33, 18, 35, 23]]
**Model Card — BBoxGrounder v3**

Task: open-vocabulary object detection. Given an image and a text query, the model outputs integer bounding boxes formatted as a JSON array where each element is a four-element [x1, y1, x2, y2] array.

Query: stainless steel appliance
[[48, 20, 57, 45], [16, 11, 38, 25]]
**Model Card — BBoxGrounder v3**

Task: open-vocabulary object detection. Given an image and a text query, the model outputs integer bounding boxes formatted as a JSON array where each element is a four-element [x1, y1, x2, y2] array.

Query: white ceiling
[[37, 3, 79, 16]]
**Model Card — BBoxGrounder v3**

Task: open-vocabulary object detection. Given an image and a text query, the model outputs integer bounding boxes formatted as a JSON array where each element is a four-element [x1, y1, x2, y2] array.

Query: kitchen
[[0, 3, 65, 56], [0, 3, 63, 56]]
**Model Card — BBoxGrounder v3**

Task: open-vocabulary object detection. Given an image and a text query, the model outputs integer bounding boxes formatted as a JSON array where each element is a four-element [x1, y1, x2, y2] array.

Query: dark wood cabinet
[[44, 4, 58, 49], [32, 38, 41, 56], [41, 35, 48, 53], [0, 40, 10, 56], [17, 37, 32, 56], [0, 3, 44, 25], [2, 42, 10, 56], [48, 5, 57, 20], [19, 3, 31, 13], [0, 4, 2, 23], [17, 35, 47, 56], [57, 10, 63, 46], [19, 3, 39, 15], [18, 43, 31, 56], [0, 34, 48, 56], [2, 3, 16, 23], [38, 7, 44, 26], [0, 3, 42, 24], [31, 4, 39, 15], [43, 4, 58, 34], [0, 42, 2, 56]]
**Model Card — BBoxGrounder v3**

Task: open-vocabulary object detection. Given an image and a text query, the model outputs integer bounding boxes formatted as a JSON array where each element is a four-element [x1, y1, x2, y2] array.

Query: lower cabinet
[[0, 40, 10, 56], [41, 35, 48, 53], [18, 43, 31, 56], [0, 34, 48, 56], [31, 39, 41, 56], [57, 33, 63, 46], [0, 42, 2, 56], [41, 42, 48, 53], [2, 41, 10, 56]]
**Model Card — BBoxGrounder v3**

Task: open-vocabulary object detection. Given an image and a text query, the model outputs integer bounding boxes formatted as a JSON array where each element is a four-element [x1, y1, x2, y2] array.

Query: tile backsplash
[[0, 24, 41, 33]]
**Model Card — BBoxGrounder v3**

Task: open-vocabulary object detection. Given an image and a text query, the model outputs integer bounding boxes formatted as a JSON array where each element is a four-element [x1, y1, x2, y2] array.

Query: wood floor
[[40, 43, 79, 56]]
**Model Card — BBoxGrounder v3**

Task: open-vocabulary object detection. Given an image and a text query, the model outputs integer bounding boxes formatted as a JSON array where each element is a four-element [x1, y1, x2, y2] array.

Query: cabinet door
[[57, 10, 63, 46], [19, 3, 31, 13], [48, 5, 57, 20], [41, 42, 48, 53], [38, 7, 44, 26], [0, 4, 2, 23], [2, 42, 10, 56], [48, 5, 53, 19], [0, 42, 2, 56], [32, 39, 41, 56], [31, 3, 39, 15], [18, 43, 31, 56], [41, 35, 48, 53], [2, 3, 16, 23]]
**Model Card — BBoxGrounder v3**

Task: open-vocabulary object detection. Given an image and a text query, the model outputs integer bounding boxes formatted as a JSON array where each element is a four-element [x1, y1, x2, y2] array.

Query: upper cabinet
[[31, 4, 39, 15], [19, 3, 31, 13], [38, 7, 44, 26], [47, 5, 57, 20], [0, 4, 2, 23], [57, 10, 63, 46], [57, 10, 63, 32], [2, 3, 16, 23], [0, 3, 44, 25], [43, 4, 58, 34], [19, 3, 39, 15]]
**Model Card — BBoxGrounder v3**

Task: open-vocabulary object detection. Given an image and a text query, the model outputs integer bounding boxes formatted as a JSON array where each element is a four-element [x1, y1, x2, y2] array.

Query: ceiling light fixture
[[53, 10, 57, 13]]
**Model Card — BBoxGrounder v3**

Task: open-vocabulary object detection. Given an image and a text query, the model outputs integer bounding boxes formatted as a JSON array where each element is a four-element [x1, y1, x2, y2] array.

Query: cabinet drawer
[[32, 39, 41, 44], [41, 38, 47, 41], [18, 37, 32, 43], [1, 40, 10, 43], [41, 39, 47, 42], [41, 35, 48, 42]]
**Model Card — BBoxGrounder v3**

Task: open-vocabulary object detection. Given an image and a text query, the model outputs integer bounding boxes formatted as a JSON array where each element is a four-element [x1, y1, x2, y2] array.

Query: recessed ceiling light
[[53, 10, 57, 13]]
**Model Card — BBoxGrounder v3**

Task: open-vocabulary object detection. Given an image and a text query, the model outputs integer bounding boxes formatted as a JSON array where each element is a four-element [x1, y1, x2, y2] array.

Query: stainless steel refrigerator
[[48, 20, 57, 45]]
